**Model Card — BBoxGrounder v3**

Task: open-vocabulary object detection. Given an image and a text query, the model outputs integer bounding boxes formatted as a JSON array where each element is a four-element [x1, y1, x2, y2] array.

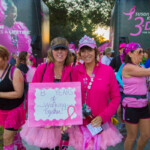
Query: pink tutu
[[68, 121, 123, 150], [21, 121, 122, 150], [20, 121, 61, 149], [0, 102, 26, 129]]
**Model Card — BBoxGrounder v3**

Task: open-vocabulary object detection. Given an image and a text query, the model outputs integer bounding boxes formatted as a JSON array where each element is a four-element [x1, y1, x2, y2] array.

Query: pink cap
[[79, 35, 97, 50], [119, 43, 126, 50]]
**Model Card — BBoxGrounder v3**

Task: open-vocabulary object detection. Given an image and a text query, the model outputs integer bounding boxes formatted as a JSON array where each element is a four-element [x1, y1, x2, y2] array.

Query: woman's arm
[[116, 63, 125, 87], [122, 64, 150, 78], [99, 68, 121, 123], [0, 68, 24, 99]]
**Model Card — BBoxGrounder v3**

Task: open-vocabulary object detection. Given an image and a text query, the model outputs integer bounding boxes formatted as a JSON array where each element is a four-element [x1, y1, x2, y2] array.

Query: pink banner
[[28, 82, 82, 127]]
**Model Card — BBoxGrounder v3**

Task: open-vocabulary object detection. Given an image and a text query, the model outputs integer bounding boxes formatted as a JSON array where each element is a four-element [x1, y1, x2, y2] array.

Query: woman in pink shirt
[[122, 42, 150, 150], [20, 37, 73, 150], [69, 35, 122, 150]]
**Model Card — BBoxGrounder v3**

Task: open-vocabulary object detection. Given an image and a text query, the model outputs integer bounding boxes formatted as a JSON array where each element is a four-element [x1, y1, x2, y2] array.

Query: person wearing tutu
[[0, 45, 26, 150], [68, 35, 123, 150], [20, 37, 73, 150]]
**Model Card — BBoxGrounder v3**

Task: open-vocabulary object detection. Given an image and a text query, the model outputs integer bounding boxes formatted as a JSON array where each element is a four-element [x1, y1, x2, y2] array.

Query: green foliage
[[0, 127, 3, 149], [43, 0, 115, 46]]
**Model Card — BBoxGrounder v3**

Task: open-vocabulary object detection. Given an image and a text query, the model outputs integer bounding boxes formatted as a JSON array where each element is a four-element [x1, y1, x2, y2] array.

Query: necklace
[[53, 66, 64, 79], [54, 74, 62, 79], [83, 72, 95, 110], [0, 64, 9, 82]]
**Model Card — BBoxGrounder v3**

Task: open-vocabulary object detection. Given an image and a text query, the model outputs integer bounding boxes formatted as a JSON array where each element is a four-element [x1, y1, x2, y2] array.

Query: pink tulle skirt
[[0, 103, 26, 129], [21, 121, 122, 150], [68, 121, 123, 150], [20, 121, 61, 149]]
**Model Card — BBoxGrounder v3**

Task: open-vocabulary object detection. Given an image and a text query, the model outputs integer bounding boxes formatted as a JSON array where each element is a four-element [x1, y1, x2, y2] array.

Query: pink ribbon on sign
[[80, 126, 101, 150], [123, 5, 136, 20], [67, 105, 76, 119]]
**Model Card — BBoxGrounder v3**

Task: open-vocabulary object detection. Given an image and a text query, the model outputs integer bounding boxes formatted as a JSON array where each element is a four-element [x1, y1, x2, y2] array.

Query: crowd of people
[[0, 35, 150, 150]]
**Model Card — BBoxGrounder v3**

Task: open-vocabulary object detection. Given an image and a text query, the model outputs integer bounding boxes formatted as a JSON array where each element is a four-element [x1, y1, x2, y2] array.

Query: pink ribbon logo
[[123, 5, 136, 20], [67, 105, 76, 119]]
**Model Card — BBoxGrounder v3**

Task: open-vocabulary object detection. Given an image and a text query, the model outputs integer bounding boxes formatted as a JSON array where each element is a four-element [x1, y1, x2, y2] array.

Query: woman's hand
[[60, 126, 72, 134], [91, 116, 103, 127], [44, 126, 51, 129]]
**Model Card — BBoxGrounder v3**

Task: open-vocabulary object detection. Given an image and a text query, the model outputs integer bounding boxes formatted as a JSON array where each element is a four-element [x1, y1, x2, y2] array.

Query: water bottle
[[59, 132, 69, 150]]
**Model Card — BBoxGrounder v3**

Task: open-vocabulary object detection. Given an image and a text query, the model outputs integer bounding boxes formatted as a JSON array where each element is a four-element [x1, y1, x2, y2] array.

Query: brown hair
[[47, 37, 72, 66], [123, 50, 136, 64], [124, 54, 132, 64], [17, 51, 28, 66], [144, 48, 150, 59], [79, 46, 99, 64], [0, 45, 9, 60]]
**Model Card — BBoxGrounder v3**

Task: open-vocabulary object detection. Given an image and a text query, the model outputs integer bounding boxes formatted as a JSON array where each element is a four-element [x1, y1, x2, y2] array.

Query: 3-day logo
[[123, 5, 150, 36]]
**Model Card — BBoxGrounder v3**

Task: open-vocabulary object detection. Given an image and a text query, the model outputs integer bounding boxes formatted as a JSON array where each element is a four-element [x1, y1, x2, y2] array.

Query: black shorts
[[122, 105, 150, 124]]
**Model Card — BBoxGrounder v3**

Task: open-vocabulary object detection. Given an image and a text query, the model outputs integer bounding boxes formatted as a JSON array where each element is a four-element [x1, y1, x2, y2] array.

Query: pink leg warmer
[[3, 143, 14, 150], [13, 132, 26, 150]]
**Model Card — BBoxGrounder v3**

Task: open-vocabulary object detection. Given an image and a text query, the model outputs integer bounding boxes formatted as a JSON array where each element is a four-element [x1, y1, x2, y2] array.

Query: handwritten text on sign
[[28, 82, 82, 127]]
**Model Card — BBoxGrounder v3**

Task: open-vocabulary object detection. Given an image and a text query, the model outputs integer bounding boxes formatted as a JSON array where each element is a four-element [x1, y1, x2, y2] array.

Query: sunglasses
[[137, 50, 143, 54], [54, 47, 67, 51], [131, 50, 143, 54]]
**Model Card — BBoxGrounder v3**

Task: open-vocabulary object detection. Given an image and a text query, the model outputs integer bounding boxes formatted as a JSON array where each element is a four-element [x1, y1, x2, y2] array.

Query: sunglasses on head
[[54, 47, 67, 51]]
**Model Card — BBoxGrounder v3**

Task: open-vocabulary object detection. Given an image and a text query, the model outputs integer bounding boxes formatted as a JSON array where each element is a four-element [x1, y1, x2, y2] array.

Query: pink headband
[[121, 42, 142, 59]]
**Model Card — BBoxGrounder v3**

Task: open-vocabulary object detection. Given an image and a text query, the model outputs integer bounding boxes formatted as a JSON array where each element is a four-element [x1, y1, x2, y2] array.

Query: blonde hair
[[0, 45, 9, 60]]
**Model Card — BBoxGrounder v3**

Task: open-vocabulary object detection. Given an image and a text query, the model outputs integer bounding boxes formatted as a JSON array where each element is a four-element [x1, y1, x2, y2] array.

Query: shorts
[[122, 105, 150, 124]]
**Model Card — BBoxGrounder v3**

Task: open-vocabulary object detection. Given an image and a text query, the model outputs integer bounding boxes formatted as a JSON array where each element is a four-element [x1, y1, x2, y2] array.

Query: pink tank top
[[122, 76, 148, 108]]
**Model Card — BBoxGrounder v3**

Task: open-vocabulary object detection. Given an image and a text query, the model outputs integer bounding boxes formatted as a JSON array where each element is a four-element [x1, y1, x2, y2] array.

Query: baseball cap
[[104, 47, 114, 54], [51, 37, 69, 50], [79, 35, 97, 50], [119, 43, 126, 50]]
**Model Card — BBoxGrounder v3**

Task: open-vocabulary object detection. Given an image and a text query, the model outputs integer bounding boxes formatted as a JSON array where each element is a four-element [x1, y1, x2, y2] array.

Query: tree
[[43, 0, 115, 46]]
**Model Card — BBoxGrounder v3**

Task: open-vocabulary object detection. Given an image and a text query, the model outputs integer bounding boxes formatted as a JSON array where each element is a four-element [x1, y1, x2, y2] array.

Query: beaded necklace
[[82, 65, 96, 109]]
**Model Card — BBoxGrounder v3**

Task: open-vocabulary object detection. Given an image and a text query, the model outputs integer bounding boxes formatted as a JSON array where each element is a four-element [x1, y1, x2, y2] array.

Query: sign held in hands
[[28, 82, 82, 127]]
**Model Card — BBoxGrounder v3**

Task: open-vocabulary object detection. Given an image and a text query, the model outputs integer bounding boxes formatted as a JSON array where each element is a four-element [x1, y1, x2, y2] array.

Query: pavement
[[23, 140, 150, 150]]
